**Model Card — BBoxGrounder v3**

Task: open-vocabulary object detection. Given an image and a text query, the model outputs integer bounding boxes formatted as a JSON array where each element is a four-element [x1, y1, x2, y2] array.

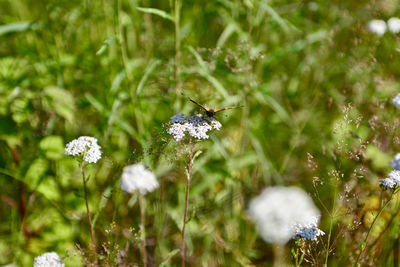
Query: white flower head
[[170, 113, 186, 124], [388, 17, 400, 33], [166, 114, 222, 142], [379, 178, 397, 189], [34, 252, 64, 267], [393, 94, 400, 108], [391, 153, 400, 170], [120, 163, 159, 194], [368, 19, 387, 36], [379, 170, 400, 189], [293, 216, 325, 241], [248, 186, 321, 244], [65, 136, 102, 163]]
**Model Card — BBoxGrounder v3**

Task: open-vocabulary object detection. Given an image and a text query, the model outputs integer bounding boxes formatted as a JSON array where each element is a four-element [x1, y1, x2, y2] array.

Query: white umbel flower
[[293, 217, 325, 241], [33, 252, 64, 267], [368, 19, 387, 36], [379, 178, 397, 189], [388, 17, 400, 33], [379, 170, 400, 189], [391, 153, 400, 170], [393, 94, 400, 108], [248, 186, 321, 244], [120, 163, 159, 194], [65, 136, 102, 163], [167, 114, 222, 141]]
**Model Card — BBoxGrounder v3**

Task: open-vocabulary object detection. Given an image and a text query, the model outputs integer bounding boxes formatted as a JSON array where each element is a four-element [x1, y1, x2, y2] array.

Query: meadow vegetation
[[2, 0, 400, 266]]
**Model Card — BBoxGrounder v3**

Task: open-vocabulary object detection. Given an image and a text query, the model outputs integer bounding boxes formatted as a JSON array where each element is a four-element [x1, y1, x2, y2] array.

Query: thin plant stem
[[181, 142, 195, 267], [139, 194, 147, 267], [353, 189, 397, 266], [324, 178, 338, 266], [294, 245, 300, 267], [174, 0, 181, 94], [369, 197, 400, 248], [174, 0, 182, 114], [80, 163, 97, 261]]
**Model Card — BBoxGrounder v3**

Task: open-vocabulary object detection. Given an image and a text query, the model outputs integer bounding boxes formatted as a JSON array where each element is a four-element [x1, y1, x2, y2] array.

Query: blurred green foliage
[[2, 0, 400, 266]]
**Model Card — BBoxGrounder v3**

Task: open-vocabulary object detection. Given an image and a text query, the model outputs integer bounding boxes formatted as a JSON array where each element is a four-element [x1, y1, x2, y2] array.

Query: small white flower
[[120, 163, 159, 194], [167, 123, 187, 142], [166, 114, 222, 141], [379, 178, 396, 189], [391, 153, 400, 170], [248, 186, 321, 244], [34, 252, 64, 267], [65, 136, 102, 163], [388, 17, 400, 33], [368, 19, 387, 36], [393, 94, 400, 108], [170, 113, 186, 124], [293, 217, 325, 241], [204, 116, 222, 130], [379, 170, 400, 189]]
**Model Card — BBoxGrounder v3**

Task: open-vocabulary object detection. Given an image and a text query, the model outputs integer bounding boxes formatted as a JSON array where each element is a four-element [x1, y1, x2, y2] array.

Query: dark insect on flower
[[188, 97, 242, 117]]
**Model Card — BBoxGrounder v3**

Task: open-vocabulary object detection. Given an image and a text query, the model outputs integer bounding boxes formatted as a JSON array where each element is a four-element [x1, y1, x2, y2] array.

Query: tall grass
[[1, 0, 400, 266]]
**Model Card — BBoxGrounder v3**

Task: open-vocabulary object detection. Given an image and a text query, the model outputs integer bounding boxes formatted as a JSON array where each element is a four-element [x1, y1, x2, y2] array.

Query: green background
[[1, 0, 400, 265]]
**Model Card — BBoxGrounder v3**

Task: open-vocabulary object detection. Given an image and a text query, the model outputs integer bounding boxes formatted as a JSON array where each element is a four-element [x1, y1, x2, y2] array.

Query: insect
[[188, 97, 242, 117]]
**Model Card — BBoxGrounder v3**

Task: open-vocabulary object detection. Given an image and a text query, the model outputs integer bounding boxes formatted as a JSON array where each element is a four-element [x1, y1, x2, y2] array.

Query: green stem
[[81, 163, 97, 261], [174, 0, 181, 94], [181, 142, 195, 267], [353, 190, 396, 266], [324, 179, 338, 266], [139, 194, 147, 267]]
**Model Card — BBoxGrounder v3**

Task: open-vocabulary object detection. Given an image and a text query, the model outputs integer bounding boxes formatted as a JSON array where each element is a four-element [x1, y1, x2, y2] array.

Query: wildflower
[[33, 252, 64, 267], [390, 153, 400, 170], [388, 17, 400, 33], [393, 94, 400, 108], [379, 178, 397, 189], [293, 217, 325, 241], [379, 170, 400, 189], [120, 163, 159, 194], [368, 19, 387, 36], [248, 186, 321, 244], [167, 114, 222, 142], [65, 136, 102, 163], [170, 113, 186, 124]]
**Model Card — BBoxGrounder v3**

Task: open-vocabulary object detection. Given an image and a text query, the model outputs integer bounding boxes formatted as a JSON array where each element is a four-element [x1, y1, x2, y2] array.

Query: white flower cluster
[[167, 113, 222, 141], [293, 217, 325, 241], [120, 163, 159, 194], [393, 94, 400, 108], [248, 186, 322, 244], [34, 252, 64, 267], [380, 170, 400, 189], [65, 136, 102, 163], [391, 153, 400, 169], [368, 18, 400, 36]]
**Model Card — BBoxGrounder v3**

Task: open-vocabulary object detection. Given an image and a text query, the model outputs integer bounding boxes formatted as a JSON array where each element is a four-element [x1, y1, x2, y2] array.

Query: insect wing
[[213, 106, 242, 113], [189, 98, 210, 112]]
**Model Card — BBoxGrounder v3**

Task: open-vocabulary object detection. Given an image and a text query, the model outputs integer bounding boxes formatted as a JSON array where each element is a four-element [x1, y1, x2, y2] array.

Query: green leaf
[[96, 36, 116, 56], [187, 46, 230, 99], [0, 21, 39, 36], [39, 135, 64, 160], [36, 177, 60, 201], [159, 249, 180, 266], [24, 158, 48, 188], [136, 7, 174, 21], [43, 86, 75, 123], [136, 59, 161, 96], [93, 187, 113, 226], [0, 116, 16, 136]]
